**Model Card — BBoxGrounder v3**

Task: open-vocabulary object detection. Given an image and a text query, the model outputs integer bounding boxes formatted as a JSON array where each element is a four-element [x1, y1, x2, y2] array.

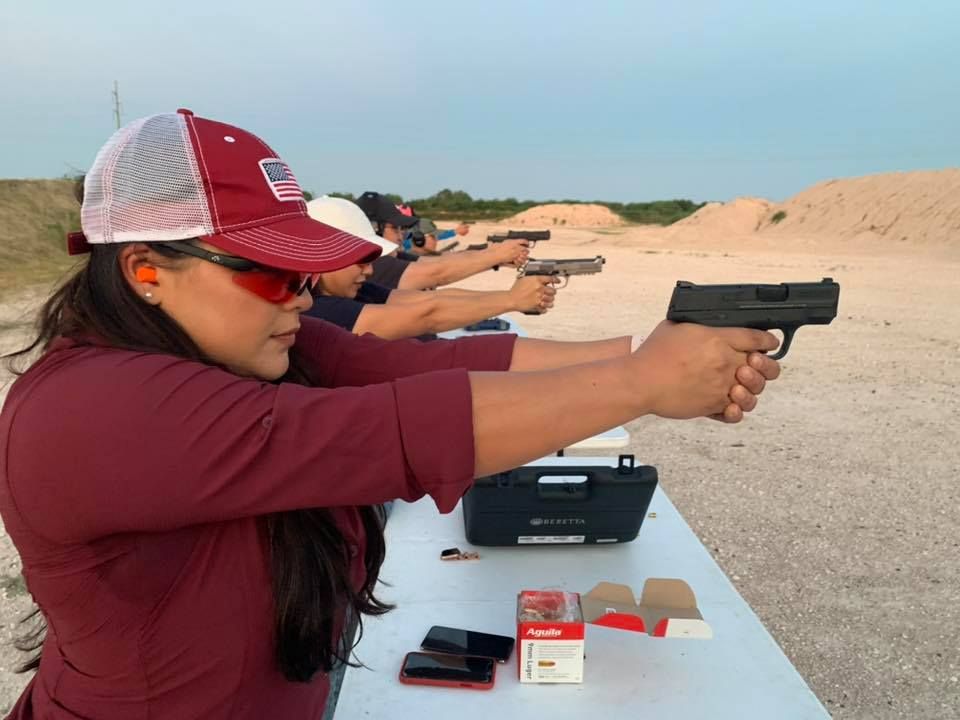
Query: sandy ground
[[505, 202, 625, 227], [760, 169, 960, 244], [669, 196, 772, 236], [0, 224, 957, 718]]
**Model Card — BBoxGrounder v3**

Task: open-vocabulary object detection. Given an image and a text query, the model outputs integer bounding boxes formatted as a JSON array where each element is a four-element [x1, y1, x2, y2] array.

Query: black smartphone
[[420, 625, 515, 663], [399, 651, 496, 690]]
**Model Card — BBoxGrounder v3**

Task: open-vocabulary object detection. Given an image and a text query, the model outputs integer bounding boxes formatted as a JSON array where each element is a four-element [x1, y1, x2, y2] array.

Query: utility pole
[[112, 81, 122, 129]]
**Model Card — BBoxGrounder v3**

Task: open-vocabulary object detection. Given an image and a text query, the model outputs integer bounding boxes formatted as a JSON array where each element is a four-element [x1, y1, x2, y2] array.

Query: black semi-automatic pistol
[[666, 278, 840, 359], [487, 229, 551, 249]]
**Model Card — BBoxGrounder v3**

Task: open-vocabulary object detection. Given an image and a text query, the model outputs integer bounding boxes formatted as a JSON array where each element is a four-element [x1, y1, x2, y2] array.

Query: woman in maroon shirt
[[0, 110, 780, 719]]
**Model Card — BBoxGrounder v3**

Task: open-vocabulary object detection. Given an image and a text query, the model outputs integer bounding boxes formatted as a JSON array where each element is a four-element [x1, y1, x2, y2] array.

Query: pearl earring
[[145, 292, 153, 299]]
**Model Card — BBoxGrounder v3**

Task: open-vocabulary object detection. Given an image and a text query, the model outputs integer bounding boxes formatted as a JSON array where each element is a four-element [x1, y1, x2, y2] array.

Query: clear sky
[[1, 0, 957, 202]]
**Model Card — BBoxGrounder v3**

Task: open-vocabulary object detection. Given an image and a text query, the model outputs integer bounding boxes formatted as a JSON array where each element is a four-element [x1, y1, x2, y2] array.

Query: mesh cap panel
[[81, 113, 214, 244]]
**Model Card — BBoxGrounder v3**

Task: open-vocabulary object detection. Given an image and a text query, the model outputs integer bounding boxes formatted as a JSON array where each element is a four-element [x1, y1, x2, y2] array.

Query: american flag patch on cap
[[259, 159, 304, 202]]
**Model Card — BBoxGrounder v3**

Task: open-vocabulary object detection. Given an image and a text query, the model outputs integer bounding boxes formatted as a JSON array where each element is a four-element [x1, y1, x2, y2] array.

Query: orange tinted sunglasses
[[162, 241, 318, 304]]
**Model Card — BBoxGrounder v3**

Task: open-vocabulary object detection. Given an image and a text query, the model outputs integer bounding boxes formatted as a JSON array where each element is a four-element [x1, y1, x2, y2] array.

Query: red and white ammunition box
[[516, 590, 585, 683]]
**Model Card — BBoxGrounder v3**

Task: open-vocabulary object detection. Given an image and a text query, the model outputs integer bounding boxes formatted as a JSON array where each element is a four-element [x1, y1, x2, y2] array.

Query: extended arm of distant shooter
[[396, 240, 529, 289]]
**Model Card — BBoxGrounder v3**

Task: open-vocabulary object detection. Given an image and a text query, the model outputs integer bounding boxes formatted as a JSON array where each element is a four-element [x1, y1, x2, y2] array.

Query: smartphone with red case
[[399, 651, 496, 690]]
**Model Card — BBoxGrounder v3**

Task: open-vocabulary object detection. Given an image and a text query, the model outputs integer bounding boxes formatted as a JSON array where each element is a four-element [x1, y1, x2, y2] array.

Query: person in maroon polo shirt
[[0, 110, 782, 720]]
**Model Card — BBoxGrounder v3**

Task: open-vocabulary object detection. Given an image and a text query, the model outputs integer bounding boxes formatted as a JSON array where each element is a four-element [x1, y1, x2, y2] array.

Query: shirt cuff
[[394, 368, 475, 513]]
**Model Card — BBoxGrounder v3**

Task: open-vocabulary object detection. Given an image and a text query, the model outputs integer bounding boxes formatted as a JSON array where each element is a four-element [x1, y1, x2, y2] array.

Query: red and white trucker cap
[[69, 108, 382, 272]]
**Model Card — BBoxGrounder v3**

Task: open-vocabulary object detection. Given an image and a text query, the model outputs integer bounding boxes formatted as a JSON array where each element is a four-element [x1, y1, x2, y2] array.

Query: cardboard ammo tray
[[462, 455, 657, 546], [580, 580, 713, 638]]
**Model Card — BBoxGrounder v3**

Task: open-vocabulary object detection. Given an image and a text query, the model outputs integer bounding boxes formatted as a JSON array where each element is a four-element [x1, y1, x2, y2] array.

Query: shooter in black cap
[[355, 191, 530, 290]]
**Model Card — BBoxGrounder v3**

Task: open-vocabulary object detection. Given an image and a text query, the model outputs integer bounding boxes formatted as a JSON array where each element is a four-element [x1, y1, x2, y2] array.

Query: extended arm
[[386, 287, 505, 304], [397, 241, 529, 290], [508, 336, 633, 370], [353, 278, 553, 339], [10, 321, 778, 542], [473, 321, 780, 474]]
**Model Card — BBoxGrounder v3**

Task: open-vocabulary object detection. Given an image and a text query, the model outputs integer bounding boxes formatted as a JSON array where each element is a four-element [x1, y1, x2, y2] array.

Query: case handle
[[536, 474, 591, 500]]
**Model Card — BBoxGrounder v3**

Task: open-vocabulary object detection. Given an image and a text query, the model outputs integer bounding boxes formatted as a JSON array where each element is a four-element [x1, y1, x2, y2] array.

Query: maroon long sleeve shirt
[[0, 318, 516, 719]]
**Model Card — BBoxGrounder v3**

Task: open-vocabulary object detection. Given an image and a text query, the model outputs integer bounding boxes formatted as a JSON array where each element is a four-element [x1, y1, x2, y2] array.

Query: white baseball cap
[[306, 196, 399, 257]]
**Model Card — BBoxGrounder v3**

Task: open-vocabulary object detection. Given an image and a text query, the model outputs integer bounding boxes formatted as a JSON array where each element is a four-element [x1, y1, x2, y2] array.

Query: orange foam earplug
[[136, 267, 158, 283]]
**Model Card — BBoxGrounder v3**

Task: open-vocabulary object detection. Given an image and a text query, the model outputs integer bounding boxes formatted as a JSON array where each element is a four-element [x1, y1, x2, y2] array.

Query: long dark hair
[[5, 224, 392, 682]]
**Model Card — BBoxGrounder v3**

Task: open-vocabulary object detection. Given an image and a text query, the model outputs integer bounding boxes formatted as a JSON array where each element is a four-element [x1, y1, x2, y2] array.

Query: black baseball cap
[[355, 191, 419, 228]]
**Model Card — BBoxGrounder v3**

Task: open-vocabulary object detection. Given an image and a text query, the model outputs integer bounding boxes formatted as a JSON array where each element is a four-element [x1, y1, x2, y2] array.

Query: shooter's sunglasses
[[161, 241, 317, 304]]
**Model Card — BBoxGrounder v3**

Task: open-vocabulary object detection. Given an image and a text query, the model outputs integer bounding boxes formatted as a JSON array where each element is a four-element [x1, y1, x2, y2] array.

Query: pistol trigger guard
[[556, 275, 569, 290], [768, 327, 795, 360]]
